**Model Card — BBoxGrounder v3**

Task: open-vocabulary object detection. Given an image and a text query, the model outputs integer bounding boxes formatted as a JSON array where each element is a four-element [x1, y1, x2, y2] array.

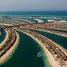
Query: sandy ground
[[49, 28, 67, 31], [0, 31, 19, 65], [0, 30, 9, 47], [21, 31, 67, 67], [38, 29, 67, 53], [26, 28, 67, 37], [43, 30, 67, 37], [47, 37, 67, 55]]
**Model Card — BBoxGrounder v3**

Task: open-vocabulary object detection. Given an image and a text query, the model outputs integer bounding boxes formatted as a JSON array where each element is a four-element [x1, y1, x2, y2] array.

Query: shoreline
[[19, 30, 63, 67], [44, 29, 67, 37], [45, 28, 67, 31], [48, 38, 67, 55], [0, 31, 19, 65], [26, 28, 67, 37], [27, 28, 67, 51], [36, 29, 67, 52], [0, 30, 8, 47]]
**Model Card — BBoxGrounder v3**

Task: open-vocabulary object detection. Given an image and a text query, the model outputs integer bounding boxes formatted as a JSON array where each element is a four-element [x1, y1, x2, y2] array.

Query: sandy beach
[[0, 29, 67, 66], [47, 37, 67, 55], [21, 30, 67, 67], [0, 30, 9, 47], [44, 30, 67, 37], [29, 28, 67, 37], [0, 31, 19, 65], [25, 28, 67, 37], [37, 29, 67, 53]]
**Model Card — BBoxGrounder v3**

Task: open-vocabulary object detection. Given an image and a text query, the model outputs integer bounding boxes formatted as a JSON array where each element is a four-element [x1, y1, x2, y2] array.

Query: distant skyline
[[0, 0, 67, 11]]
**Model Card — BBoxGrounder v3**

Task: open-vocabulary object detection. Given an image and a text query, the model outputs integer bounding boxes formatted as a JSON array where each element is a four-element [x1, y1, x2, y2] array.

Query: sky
[[0, 0, 67, 11]]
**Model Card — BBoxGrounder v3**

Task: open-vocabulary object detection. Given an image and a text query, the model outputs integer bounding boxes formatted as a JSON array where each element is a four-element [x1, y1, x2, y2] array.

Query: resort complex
[[0, 16, 67, 67]]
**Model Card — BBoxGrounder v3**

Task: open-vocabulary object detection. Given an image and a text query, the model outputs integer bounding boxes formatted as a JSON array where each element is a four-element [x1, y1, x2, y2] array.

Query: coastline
[[26, 28, 67, 37], [19, 30, 63, 67], [44, 30, 67, 37], [37, 29, 67, 52], [0, 31, 19, 65], [24, 28, 67, 52], [46, 37, 67, 55], [0, 30, 8, 46]]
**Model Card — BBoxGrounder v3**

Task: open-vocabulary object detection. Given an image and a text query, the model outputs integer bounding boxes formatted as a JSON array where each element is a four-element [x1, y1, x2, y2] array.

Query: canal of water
[[29, 29, 67, 50], [45, 28, 67, 33], [0, 30, 51, 67], [0, 29, 6, 43]]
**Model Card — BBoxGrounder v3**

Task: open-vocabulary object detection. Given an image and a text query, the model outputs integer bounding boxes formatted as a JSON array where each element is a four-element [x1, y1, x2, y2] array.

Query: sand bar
[[19, 30, 65, 67], [0, 30, 9, 47], [0, 31, 19, 65], [19, 29, 66, 67]]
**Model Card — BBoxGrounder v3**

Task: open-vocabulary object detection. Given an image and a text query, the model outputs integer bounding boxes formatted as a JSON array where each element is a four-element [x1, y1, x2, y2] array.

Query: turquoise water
[[23, 18, 47, 23], [0, 29, 6, 43], [29, 29, 67, 49], [0, 11, 67, 18], [0, 30, 49, 67], [0, 11, 67, 67], [23, 18, 38, 23]]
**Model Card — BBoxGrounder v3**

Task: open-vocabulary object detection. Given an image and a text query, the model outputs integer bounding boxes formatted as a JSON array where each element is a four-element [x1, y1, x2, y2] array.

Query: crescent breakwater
[[17, 27, 67, 67], [0, 28, 17, 58]]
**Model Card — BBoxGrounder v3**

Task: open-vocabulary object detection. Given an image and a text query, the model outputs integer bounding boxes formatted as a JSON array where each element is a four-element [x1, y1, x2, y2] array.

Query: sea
[[0, 29, 6, 43], [0, 30, 51, 67], [0, 11, 67, 67], [0, 11, 67, 17]]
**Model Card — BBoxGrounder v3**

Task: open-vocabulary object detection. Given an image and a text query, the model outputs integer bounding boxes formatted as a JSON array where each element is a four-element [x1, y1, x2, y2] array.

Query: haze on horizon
[[0, 0, 67, 11]]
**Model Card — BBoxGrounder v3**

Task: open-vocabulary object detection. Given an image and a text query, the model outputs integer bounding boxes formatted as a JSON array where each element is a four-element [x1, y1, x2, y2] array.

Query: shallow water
[[0, 30, 51, 67], [29, 29, 67, 49], [45, 28, 67, 33], [0, 29, 6, 43]]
